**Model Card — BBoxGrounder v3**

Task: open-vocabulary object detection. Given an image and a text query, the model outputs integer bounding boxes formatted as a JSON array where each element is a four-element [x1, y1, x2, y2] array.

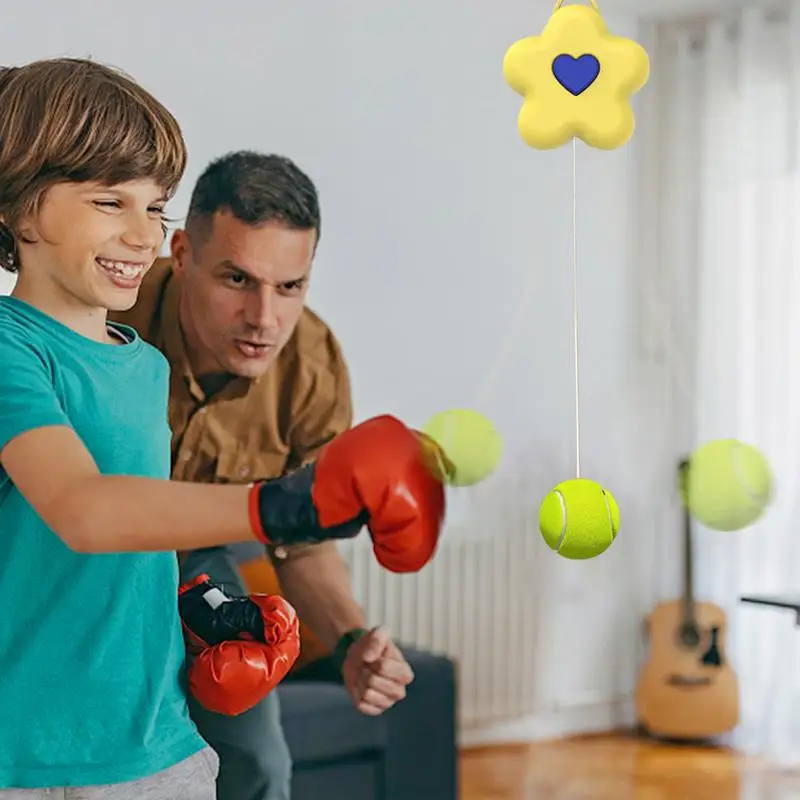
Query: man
[[114, 151, 416, 800]]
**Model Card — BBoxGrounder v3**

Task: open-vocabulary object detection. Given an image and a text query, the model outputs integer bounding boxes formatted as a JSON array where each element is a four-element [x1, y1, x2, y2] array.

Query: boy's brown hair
[[0, 58, 187, 272]]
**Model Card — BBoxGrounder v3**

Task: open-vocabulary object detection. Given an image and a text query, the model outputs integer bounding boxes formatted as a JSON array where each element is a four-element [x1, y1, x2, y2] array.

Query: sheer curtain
[[650, 1, 800, 764]]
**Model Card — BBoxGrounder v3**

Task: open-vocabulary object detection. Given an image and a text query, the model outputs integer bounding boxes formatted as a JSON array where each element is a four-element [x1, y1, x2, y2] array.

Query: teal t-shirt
[[0, 297, 205, 788]]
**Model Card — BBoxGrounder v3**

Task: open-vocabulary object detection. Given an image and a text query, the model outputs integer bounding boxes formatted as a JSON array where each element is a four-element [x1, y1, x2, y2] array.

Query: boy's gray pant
[[0, 749, 218, 799]]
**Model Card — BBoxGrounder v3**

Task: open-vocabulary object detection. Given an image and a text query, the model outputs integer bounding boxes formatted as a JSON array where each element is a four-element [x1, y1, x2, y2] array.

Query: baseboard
[[458, 697, 636, 747]]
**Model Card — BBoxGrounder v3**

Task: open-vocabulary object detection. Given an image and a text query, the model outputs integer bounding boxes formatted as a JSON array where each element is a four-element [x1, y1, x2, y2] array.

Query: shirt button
[[274, 546, 288, 560], [183, 450, 193, 461], [239, 466, 250, 477], [198, 407, 207, 415]]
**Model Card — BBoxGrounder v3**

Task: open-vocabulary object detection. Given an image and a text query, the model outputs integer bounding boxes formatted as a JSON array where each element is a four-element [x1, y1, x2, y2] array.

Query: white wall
[[608, 0, 752, 17], [1, 1, 682, 739]]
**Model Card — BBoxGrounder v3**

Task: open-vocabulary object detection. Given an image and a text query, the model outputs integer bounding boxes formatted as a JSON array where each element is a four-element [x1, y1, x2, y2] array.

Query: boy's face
[[16, 179, 167, 312]]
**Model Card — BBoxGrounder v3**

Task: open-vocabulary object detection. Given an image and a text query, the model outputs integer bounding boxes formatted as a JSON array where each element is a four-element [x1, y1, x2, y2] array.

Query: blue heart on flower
[[552, 54, 601, 96]]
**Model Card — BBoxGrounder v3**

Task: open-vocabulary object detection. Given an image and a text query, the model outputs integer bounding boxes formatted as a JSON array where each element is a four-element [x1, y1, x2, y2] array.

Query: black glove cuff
[[178, 577, 266, 646], [255, 464, 368, 546]]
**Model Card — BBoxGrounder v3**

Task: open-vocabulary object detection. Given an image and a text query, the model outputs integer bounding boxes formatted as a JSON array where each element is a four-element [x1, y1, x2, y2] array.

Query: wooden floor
[[460, 733, 800, 799]]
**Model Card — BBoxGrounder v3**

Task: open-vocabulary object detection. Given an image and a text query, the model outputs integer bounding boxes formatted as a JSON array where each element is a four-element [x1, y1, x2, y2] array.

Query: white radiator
[[339, 522, 540, 731]]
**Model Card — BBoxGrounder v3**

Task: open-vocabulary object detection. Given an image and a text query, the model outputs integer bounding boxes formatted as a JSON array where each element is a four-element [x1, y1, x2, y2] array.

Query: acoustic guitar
[[634, 458, 739, 740]]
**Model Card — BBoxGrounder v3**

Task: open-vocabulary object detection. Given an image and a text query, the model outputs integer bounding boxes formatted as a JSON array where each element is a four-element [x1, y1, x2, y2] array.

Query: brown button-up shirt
[[111, 258, 352, 564]]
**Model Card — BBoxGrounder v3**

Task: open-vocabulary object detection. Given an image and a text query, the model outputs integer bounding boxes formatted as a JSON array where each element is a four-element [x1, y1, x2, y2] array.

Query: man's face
[[16, 179, 166, 313], [172, 211, 315, 380]]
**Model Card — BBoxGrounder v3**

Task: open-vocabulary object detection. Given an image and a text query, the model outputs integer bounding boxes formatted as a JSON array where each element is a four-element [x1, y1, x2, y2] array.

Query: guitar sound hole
[[678, 623, 701, 648]]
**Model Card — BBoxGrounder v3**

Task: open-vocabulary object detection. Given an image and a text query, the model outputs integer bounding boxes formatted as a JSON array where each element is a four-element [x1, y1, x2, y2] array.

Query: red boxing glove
[[178, 574, 300, 716], [248, 415, 445, 573]]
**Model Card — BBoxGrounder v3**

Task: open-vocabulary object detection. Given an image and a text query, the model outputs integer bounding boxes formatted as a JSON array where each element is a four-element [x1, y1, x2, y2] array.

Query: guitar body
[[635, 459, 740, 740], [636, 599, 739, 739]]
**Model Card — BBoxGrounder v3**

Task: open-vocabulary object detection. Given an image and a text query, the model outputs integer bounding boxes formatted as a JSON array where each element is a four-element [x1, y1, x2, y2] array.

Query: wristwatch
[[332, 627, 369, 671]]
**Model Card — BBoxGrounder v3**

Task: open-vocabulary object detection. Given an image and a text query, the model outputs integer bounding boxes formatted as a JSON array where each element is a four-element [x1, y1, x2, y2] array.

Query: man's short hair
[[0, 58, 187, 273], [185, 151, 321, 250]]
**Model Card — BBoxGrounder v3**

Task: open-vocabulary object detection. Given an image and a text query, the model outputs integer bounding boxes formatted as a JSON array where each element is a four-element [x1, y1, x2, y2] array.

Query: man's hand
[[342, 627, 414, 716]]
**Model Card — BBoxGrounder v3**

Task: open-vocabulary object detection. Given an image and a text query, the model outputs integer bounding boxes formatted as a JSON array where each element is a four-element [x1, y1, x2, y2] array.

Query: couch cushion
[[277, 681, 388, 764]]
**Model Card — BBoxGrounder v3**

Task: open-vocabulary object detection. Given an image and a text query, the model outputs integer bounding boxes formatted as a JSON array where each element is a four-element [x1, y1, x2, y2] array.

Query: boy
[[0, 59, 444, 797]]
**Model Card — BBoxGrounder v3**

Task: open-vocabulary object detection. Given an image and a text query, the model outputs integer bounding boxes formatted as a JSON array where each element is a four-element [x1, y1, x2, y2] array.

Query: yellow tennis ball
[[421, 409, 502, 486], [539, 478, 620, 560], [685, 439, 772, 531]]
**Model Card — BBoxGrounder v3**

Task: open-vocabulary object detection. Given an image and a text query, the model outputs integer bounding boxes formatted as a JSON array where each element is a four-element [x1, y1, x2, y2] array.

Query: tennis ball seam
[[732, 443, 769, 506], [602, 490, 615, 537], [554, 490, 567, 550]]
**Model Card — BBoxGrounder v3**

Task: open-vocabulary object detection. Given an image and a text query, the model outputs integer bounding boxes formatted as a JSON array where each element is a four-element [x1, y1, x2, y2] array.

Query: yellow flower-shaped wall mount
[[503, 0, 650, 150]]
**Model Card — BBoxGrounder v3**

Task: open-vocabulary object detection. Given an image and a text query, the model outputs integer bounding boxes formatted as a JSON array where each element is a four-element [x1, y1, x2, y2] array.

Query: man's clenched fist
[[341, 627, 414, 716]]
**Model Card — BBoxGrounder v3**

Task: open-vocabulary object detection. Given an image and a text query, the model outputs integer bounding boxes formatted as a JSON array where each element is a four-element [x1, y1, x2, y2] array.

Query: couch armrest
[[382, 647, 458, 800]]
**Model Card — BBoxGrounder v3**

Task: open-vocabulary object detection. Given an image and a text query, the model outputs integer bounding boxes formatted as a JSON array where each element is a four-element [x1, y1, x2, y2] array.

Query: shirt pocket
[[213, 451, 289, 484]]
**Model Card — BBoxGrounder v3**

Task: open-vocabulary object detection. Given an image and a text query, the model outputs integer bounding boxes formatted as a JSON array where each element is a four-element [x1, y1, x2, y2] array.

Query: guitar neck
[[679, 459, 695, 622]]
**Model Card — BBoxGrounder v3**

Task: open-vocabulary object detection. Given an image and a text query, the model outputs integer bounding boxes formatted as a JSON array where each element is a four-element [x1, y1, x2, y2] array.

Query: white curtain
[[651, 1, 800, 764]]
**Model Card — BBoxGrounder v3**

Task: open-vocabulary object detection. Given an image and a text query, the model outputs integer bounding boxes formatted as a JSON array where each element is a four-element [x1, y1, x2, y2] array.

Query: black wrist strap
[[254, 465, 368, 546], [332, 627, 369, 672]]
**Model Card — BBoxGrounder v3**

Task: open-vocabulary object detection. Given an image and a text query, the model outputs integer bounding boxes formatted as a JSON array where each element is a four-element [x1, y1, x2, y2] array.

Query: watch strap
[[332, 627, 369, 671]]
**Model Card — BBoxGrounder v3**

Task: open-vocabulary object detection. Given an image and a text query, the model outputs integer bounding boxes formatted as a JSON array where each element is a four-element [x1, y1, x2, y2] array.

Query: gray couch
[[278, 647, 458, 800]]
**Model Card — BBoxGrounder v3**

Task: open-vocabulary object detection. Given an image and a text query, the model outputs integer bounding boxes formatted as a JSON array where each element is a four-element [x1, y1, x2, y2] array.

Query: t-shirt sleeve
[[0, 334, 71, 455]]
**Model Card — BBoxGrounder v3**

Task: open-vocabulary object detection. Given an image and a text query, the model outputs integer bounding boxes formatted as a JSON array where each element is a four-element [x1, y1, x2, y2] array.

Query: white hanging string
[[571, 137, 581, 477], [553, 0, 600, 11]]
